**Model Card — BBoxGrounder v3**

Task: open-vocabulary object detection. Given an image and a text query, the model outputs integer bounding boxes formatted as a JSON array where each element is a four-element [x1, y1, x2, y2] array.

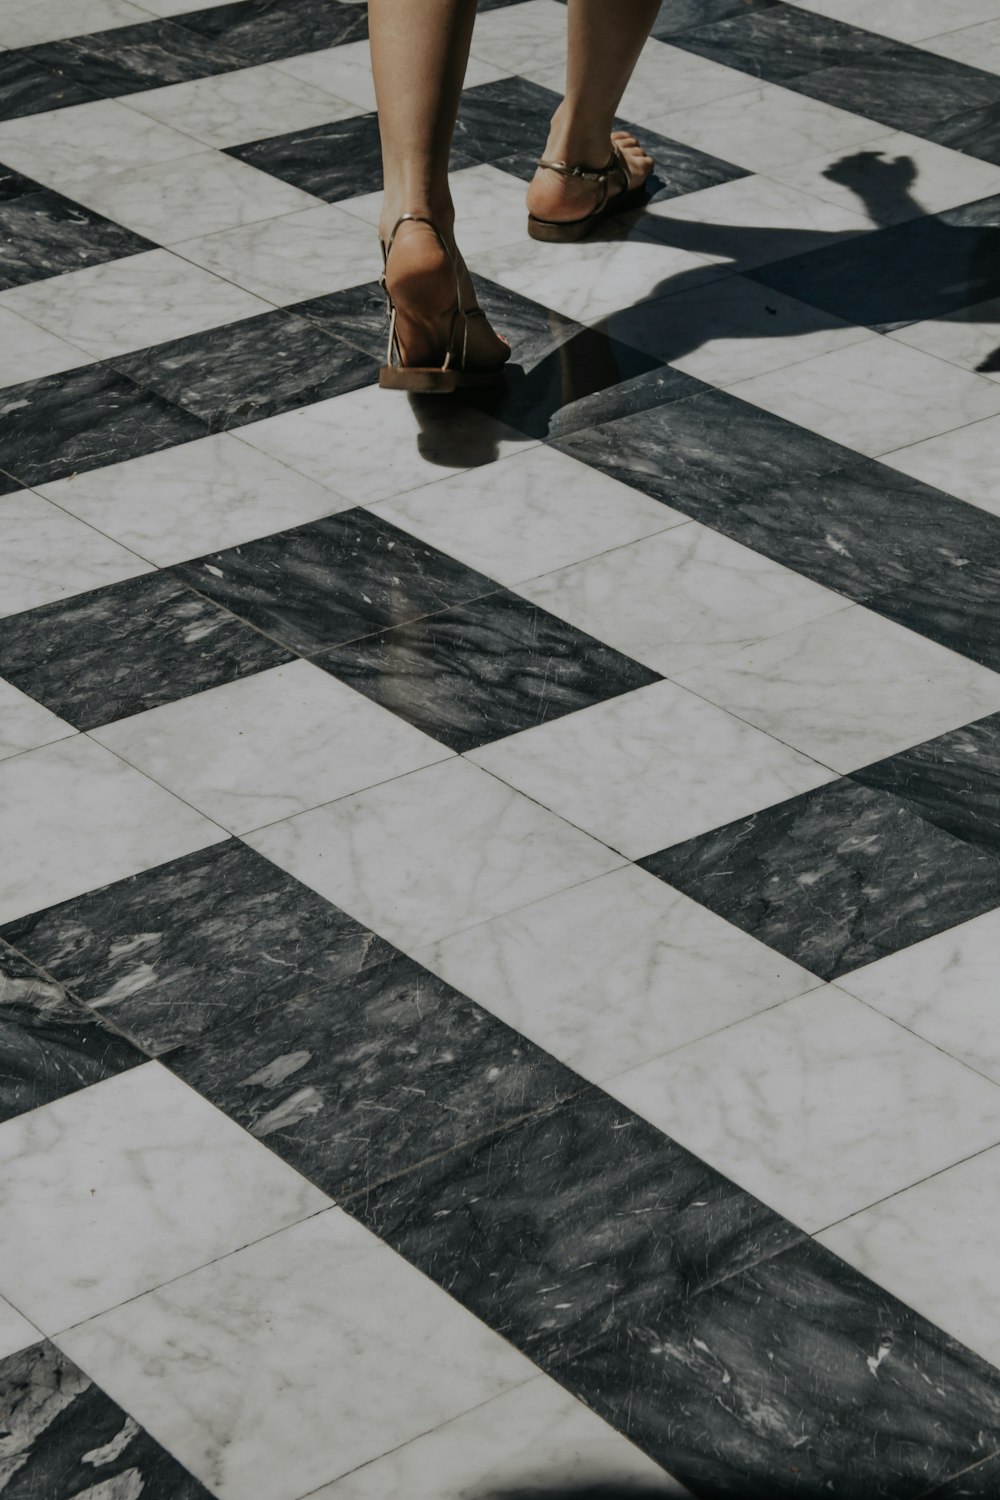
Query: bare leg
[[526, 0, 660, 225], [369, 0, 507, 370]]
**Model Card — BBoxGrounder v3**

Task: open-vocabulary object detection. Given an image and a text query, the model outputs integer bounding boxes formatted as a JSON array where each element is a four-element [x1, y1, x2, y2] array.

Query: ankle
[[543, 99, 615, 167], [379, 189, 454, 248]]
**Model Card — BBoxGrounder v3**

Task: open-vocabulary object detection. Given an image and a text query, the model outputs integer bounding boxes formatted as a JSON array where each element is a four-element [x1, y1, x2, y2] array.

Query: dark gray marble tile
[[0, 187, 153, 290], [0, 1342, 213, 1499], [868, 557, 1000, 672], [24, 21, 245, 97], [291, 279, 388, 360], [0, 365, 207, 487], [0, 49, 99, 120], [689, 459, 1000, 605], [113, 310, 378, 432], [0, 571, 290, 730], [225, 112, 385, 201], [0, 470, 21, 497], [852, 713, 1000, 857], [927, 102, 1000, 168], [354, 1112, 1000, 1499], [640, 780, 1000, 980], [167, 950, 582, 1198], [792, 48, 1000, 140], [1, 839, 395, 1057], [670, 5, 893, 84], [173, 508, 496, 655], [552, 386, 856, 524], [927, 1453, 1000, 1498], [454, 76, 563, 176], [652, 0, 778, 39], [174, 0, 367, 63], [0, 941, 142, 1122], [624, 125, 749, 206], [316, 589, 660, 752], [0, 162, 37, 201], [751, 196, 1000, 331]]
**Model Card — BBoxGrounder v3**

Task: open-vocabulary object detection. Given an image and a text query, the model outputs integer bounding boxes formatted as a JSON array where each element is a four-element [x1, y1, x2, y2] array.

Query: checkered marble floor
[[3, 0, 1000, 1494]]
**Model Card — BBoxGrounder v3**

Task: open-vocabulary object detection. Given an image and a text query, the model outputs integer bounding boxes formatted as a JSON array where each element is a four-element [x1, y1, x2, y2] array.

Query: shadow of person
[[469, 148, 1000, 439]]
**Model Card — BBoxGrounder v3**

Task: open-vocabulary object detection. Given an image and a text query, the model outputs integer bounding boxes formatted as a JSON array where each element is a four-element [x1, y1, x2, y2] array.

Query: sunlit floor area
[[2, 0, 1000, 1495]]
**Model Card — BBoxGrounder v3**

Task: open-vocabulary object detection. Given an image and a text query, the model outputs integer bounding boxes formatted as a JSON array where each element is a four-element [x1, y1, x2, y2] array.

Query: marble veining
[[652, 0, 779, 37], [869, 556, 1000, 673], [173, 508, 497, 655], [316, 588, 660, 752], [0, 49, 100, 121], [0, 363, 207, 488], [641, 778, 1000, 979], [113, 308, 379, 431], [24, 19, 247, 97], [291, 278, 390, 361], [0, 182, 152, 291], [0, 1341, 213, 1498], [0, 837, 396, 1056], [792, 46, 1000, 141], [226, 112, 400, 202], [0, 569, 291, 730], [0, 938, 142, 1120], [174, 0, 368, 65], [668, 5, 893, 84]]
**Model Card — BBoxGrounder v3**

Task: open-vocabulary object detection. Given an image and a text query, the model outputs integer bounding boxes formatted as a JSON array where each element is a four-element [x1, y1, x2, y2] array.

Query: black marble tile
[[113, 310, 378, 432], [24, 21, 245, 98], [175, 0, 367, 64], [317, 589, 660, 752], [628, 124, 750, 206], [868, 556, 1000, 673], [0, 187, 153, 290], [167, 950, 582, 1198], [226, 113, 384, 202], [652, 0, 778, 39], [454, 77, 563, 175], [640, 779, 1000, 980], [751, 196, 1000, 331], [0, 162, 38, 201], [173, 508, 496, 656], [852, 713, 1000, 857], [686, 459, 1000, 606], [291, 279, 388, 360], [0, 941, 142, 1122], [670, 5, 893, 84], [0, 571, 290, 730], [552, 385, 856, 524], [927, 1453, 1000, 1498], [1, 839, 396, 1057], [0, 49, 100, 121], [0, 365, 207, 487], [927, 101, 1000, 168], [0, 1342, 213, 1499], [354, 1108, 1000, 1499], [792, 48, 1000, 140]]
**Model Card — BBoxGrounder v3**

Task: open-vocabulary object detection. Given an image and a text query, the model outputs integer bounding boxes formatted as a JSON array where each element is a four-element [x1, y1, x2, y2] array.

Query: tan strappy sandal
[[528, 141, 648, 243], [379, 213, 507, 393]]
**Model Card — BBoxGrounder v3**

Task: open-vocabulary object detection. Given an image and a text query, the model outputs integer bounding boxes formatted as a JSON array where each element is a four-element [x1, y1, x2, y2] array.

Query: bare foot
[[380, 218, 509, 372], [526, 130, 654, 225]]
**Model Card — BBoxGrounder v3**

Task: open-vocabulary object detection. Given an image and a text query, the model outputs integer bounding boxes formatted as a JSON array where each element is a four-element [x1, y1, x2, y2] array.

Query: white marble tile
[[247, 755, 624, 950], [890, 298, 1000, 386], [0, 0, 148, 45], [276, 41, 508, 113], [519, 523, 847, 676], [0, 1064, 327, 1333], [416, 864, 820, 1084], [729, 338, 1000, 457], [817, 1144, 1000, 1368], [93, 661, 451, 836], [638, 173, 871, 270], [0, 1295, 37, 1361], [37, 433, 349, 566], [0, 490, 152, 618], [787, 0, 1000, 43], [0, 250, 268, 359], [468, 680, 835, 860], [59, 1209, 535, 1500], [0, 100, 198, 191], [314, 1374, 690, 1500], [601, 276, 875, 387], [473, 229, 721, 326], [235, 383, 533, 506], [0, 306, 92, 385], [922, 15, 1000, 69], [343, 163, 532, 257], [173, 202, 377, 303], [674, 605, 1000, 774], [70, 150, 319, 245], [468, 0, 568, 76], [529, 36, 758, 113], [881, 411, 1000, 517], [768, 131, 1000, 225], [0, 735, 225, 926], [0, 678, 74, 763], [650, 83, 892, 174], [838, 909, 1000, 1085], [133, 0, 230, 12], [608, 985, 1000, 1231], [370, 444, 682, 586], [126, 63, 356, 149]]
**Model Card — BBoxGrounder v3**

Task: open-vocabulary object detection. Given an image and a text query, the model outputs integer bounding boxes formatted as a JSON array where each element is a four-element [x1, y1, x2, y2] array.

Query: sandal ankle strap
[[535, 143, 631, 215]]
